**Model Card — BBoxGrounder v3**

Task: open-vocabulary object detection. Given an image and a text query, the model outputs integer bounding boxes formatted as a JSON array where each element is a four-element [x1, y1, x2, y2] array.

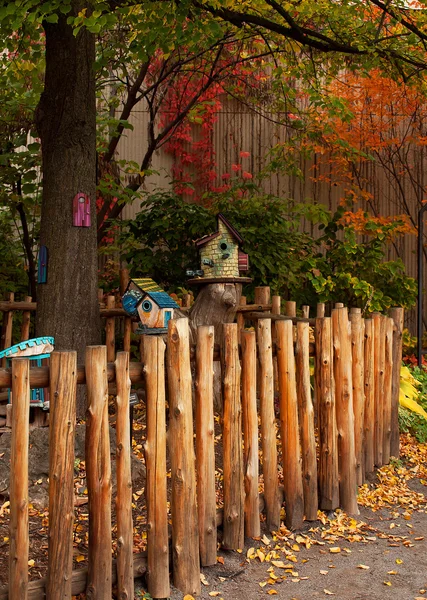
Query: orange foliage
[[338, 209, 416, 237], [308, 69, 427, 212]]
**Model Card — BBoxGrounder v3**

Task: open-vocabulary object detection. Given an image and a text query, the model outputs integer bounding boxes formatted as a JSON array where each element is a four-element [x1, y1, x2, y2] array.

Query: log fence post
[[383, 318, 394, 465], [144, 339, 170, 598], [256, 318, 279, 531], [284, 301, 296, 318], [241, 330, 260, 538], [115, 352, 134, 600], [9, 358, 30, 600], [195, 326, 217, 566], [167, 318, 200, 596], [254, 287, 271, 306], [315, 317, 339, 511], [364, 319, 375, 476], [332, 307, 358, 515], [389, 308, 404, 458], [1, 292, 14, 361], [222, 323, 244, 549], [47, 352, 77, 600], [105, 296, 116, 363], [373, 314, 385, 467], [85, 346, 112, 599], [276, 320, 304, 529], [237, 296, 246, 343], [295, 322, 318, 520], [316, 303, 325, 318], [349, 309, 365, 486], [21, 296, 32, 342]]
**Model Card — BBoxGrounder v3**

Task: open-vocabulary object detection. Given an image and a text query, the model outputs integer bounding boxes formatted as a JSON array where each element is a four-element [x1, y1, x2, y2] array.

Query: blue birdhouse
[[122, 278, 179, 334]]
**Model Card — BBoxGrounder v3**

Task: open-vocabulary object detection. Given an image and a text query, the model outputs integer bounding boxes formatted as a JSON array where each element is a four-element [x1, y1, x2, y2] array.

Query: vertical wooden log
[[1, 292, 14, 361], [349, 310, 365, 486], [256, 319, 279, 531], [9, 358, 30, 600], [364, 319, 375, 476], [85, 346, 112, 600], [276, 320, 304, 529], [241, 331, 260, 538], [317, 303, 325, 318], [295, 322, 318, 521], [301, 305, 310, 319], [195, 326, 217, 566], [383, 318, 394, 465], [335, 302, 344, 309], [315, 317, 339, 511], [20, 296, 32, 342], [271, 296, 281, 395], [144, 339, 169, 599], [237, 296, 247, 343], [373, 314, 385, 467], [123, 317, 132, 354], [98, 288, 104, 306], [272, 295, 281, 316], [47, 352, 77, 600], [182, 293, 191, 308], [222, 323, 244, 549], [119, 268, 130, 296], [332, 308, 359, 515], [284, 301, 296, 318], [389, 308, 404, 458], [254, 286, 271, 306], [105, 295, 116, 363], [115, 352, 134, 600], [167, 318, 200, 596]]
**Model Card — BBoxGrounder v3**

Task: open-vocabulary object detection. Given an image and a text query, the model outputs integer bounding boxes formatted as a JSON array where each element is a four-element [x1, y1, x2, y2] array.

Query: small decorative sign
[[37, 245, 48, 284]]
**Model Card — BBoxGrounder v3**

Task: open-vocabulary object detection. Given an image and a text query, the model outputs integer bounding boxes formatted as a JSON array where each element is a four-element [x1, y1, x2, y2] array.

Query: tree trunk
[[188, 283, 242, 412], [188, 283, 242, 345], [35, 3, 100, 417]]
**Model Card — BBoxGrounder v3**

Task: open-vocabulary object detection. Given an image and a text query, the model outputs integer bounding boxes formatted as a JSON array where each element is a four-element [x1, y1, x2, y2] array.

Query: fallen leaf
[[320, 570, 328, 575], [396, 558, 403, 565], [357, 564, 370, 570], [271, 560, 286, 568], [329, 547, 341, 554], [28, 560, 35, 567], [216, 556, 224, 565], [200, 573, 209, 586], [262, 534, 271, 545], [247, 547, 255, 559], [75, 555, 85, 563], [209, 592, 221, 597], [324, 590, 335, 595], [257, 549, 265, 562], [267, 590, 278, 595], [384, 581, 392, 586], [183, 596, 195, 600]]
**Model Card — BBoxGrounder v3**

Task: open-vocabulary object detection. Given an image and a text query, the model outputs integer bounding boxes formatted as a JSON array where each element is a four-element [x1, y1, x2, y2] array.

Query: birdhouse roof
[[129, 278, 179, 309], [131, 278, 164, 293], [145, 291, 179, 309], [195, 213, 244, 248]]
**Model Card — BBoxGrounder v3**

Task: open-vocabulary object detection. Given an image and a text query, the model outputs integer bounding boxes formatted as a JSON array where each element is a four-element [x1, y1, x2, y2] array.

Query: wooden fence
[[0, 302, 404, 599]]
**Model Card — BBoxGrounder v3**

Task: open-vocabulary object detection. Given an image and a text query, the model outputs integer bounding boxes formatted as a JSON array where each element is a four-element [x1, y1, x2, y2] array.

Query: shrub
[[117, 183, 417, 312]]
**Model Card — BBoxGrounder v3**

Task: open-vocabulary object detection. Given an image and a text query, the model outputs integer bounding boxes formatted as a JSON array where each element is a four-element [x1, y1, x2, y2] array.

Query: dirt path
[[165, 495, 427, 600], [163, 437, 427, 600]]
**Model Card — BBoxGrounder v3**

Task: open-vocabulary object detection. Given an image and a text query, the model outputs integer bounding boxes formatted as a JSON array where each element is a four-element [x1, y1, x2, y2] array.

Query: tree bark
[[188, 283, 242, 345], [35, 3, 100, 417]]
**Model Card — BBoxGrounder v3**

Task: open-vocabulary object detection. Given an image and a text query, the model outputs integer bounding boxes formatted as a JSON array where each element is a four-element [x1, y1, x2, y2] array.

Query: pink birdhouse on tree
[[73, 193, 91, 227]]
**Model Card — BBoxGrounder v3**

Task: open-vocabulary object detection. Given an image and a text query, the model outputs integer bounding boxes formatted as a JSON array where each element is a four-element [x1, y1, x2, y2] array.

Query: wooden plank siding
[[115, 98, 423, 330]]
